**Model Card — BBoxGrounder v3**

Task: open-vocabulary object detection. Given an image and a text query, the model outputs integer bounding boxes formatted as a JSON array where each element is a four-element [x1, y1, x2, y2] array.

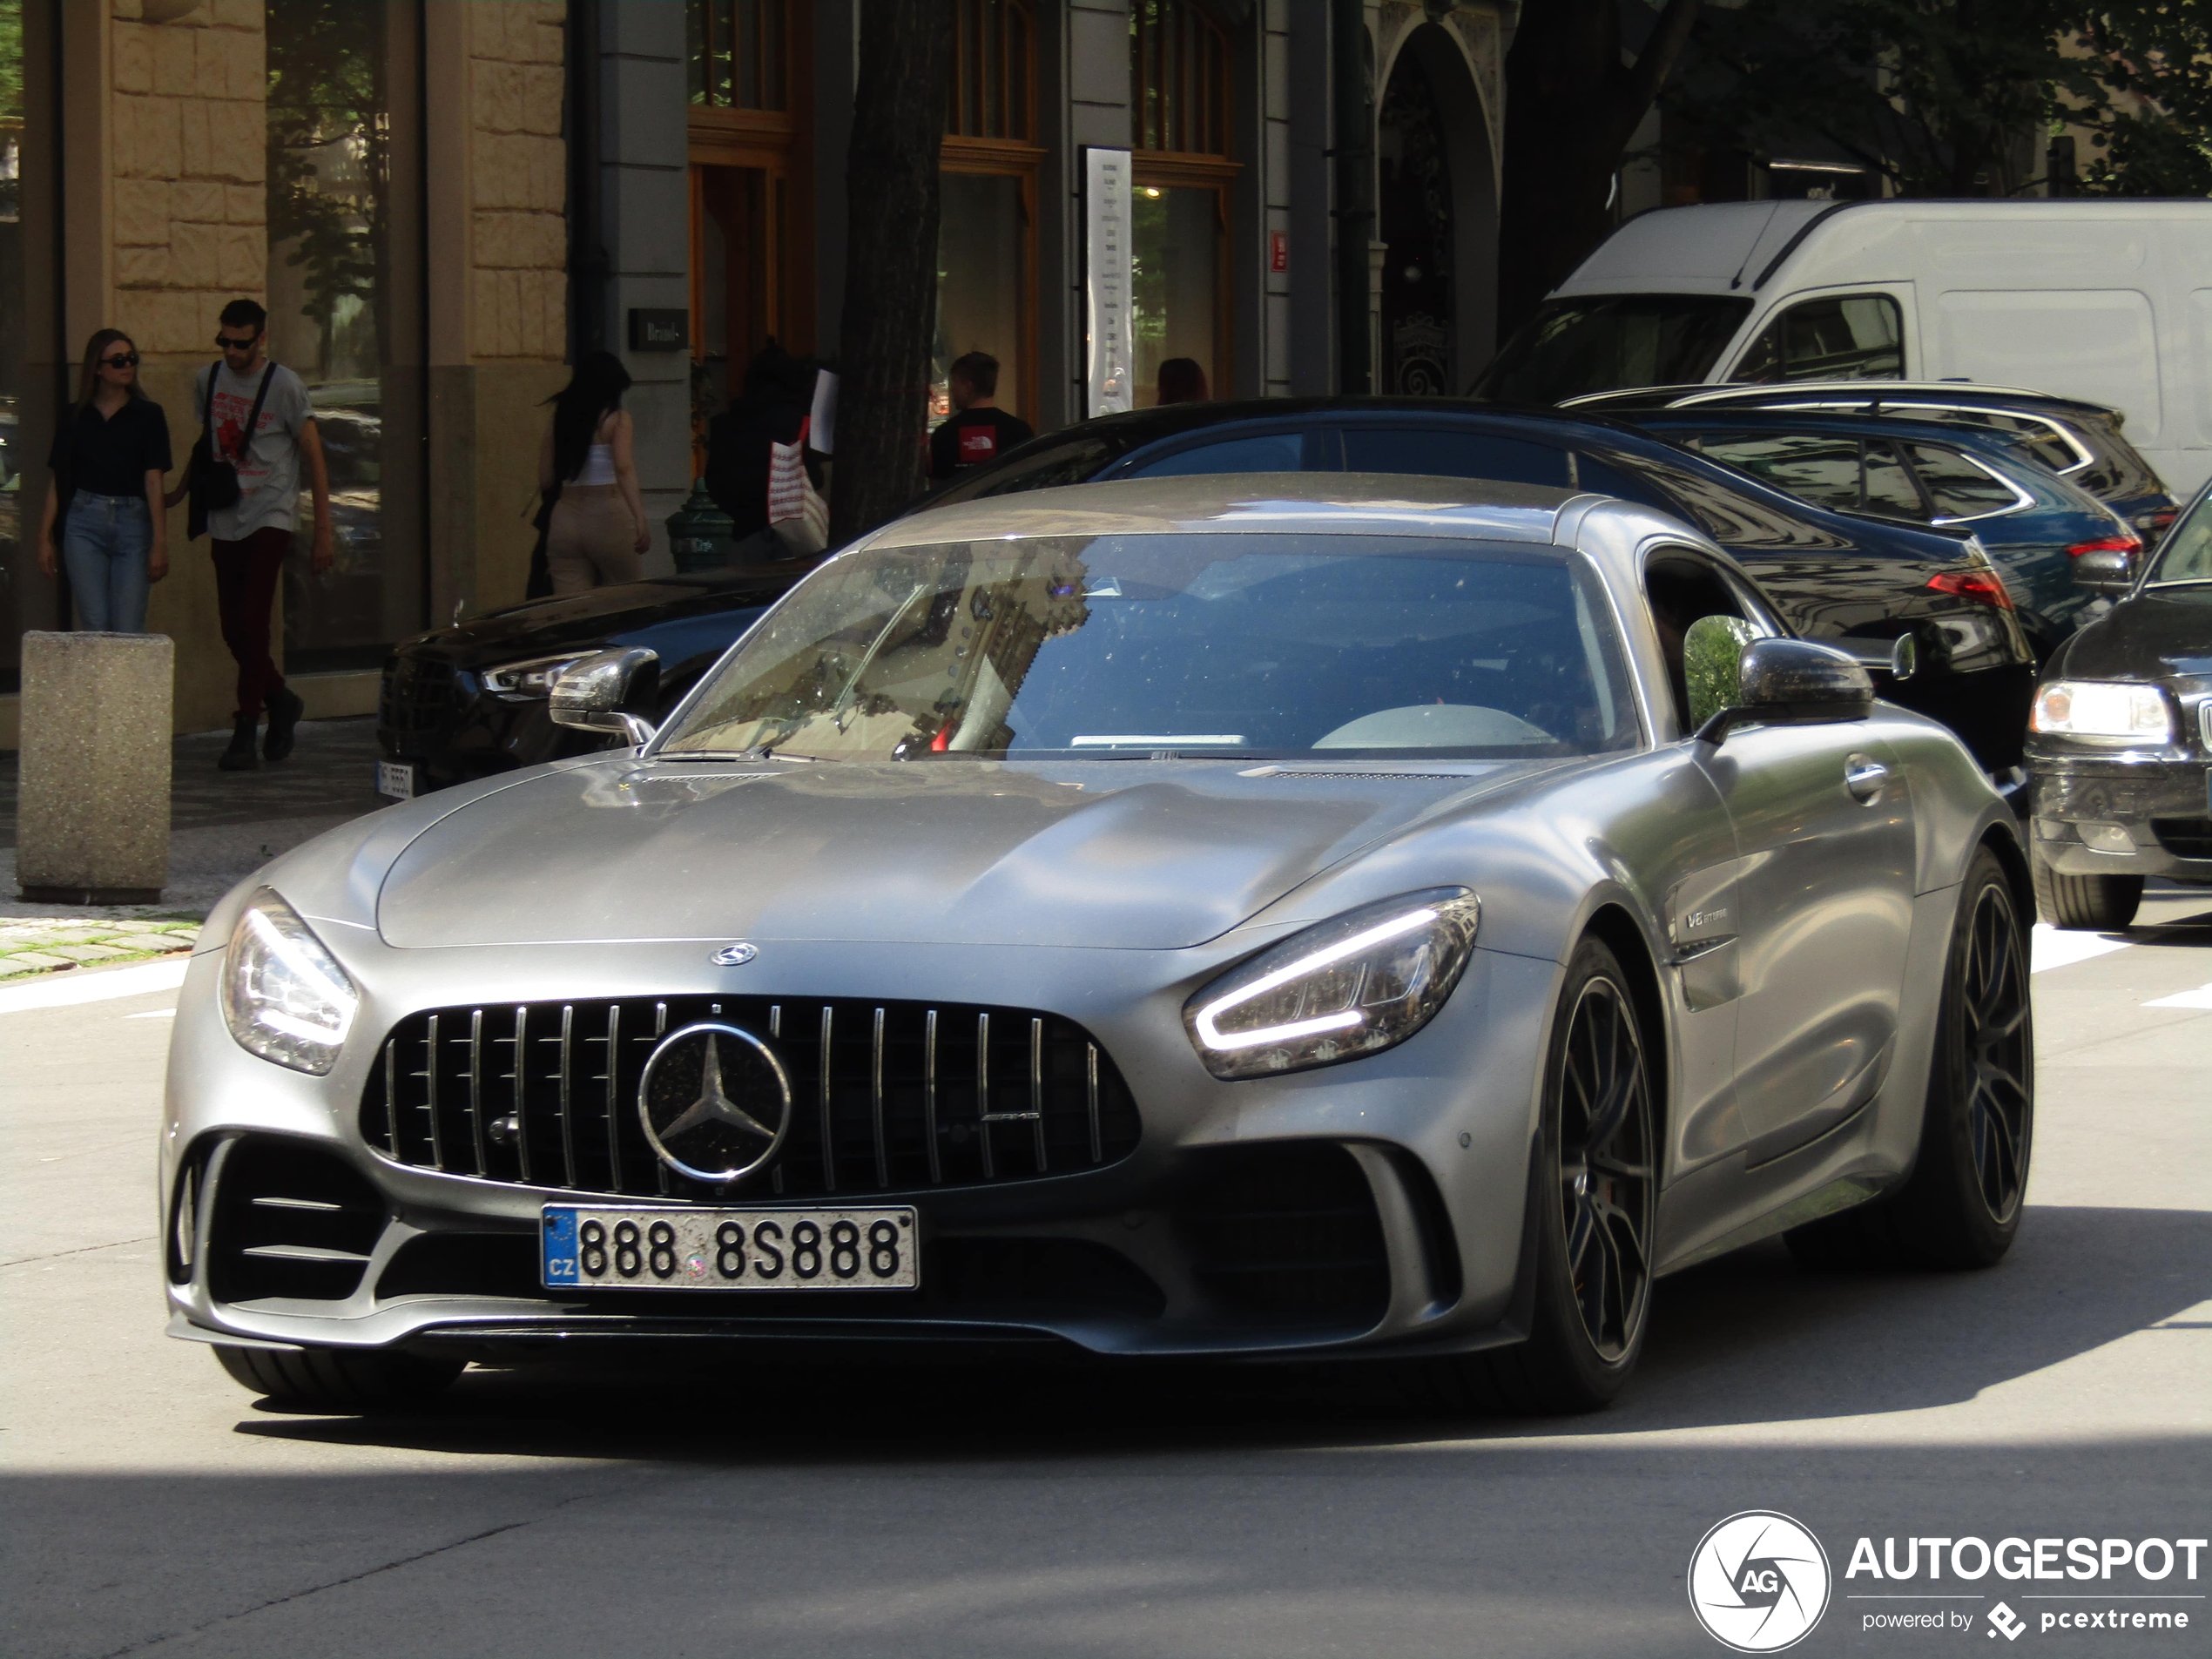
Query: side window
[[1645, 552, 1751, 734], [1860, 440, 1932, 521], [1595, 448, 1842, 550], [1898, 443, 2025, 521], [1730, 293, 1905, 382], [1686, 431, 1863, 515], [1123, 431, 1306, 477], [1337, 428, 1575, 489]]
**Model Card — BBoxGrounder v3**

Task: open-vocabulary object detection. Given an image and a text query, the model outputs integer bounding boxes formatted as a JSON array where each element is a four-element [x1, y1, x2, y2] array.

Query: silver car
[[163, 477, 2034, 1414]]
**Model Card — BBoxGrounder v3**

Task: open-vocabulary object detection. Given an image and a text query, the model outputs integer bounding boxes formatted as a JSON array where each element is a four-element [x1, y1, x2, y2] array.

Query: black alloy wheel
[[1959, 877, 2033, 1226], [1787, 845, 2033, 1271], [1557, 974, 1656, 1362], [1439, 936, 1656, 1414]]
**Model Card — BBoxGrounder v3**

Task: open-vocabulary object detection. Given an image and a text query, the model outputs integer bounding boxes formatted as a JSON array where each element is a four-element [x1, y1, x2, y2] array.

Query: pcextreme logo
[[1689, 1511, 1833, 1653]]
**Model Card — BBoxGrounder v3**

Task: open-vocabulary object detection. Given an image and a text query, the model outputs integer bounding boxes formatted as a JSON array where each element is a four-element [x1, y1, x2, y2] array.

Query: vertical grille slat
[[364, 995, 1139, 1201]]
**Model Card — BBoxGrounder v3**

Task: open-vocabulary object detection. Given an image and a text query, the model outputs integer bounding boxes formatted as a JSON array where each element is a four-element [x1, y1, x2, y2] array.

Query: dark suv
[[919, 399, 2038, 772]]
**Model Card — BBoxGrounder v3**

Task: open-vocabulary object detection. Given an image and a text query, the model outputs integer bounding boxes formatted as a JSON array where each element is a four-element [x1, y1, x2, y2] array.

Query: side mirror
[[1889, 633, 1918, 683], [549, 647, 661, 746], [2072, 547, 2134, 596], [1696, 638, 1873, 744]]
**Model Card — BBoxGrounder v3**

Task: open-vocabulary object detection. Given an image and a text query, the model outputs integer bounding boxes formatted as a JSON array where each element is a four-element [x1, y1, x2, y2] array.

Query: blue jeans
[[61, 492, 154, 633]]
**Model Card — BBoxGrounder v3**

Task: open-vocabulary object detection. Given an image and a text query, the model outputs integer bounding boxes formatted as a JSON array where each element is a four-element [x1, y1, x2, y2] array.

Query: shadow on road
[[217, 1202, 2208, 1463]]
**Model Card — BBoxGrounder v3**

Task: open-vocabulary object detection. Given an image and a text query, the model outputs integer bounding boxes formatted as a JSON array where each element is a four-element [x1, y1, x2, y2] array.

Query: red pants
[[212, 526, 291, 720]]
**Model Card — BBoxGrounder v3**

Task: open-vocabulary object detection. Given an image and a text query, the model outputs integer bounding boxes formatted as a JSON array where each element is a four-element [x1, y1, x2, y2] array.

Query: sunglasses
[[100, 352, 141, 369], [215, 333, 260, 351]]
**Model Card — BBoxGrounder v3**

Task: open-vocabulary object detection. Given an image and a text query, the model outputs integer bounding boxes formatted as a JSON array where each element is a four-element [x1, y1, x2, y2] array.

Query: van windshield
[[1474, 295, 1751, 405]]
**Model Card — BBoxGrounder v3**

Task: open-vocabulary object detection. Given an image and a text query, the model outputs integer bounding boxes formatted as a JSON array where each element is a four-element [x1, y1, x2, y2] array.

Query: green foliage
[[0, 0, 24, 123], [1683, 615, 1753, 731], [1680, 0, 2209, 199], [265, 0, 388, 364]]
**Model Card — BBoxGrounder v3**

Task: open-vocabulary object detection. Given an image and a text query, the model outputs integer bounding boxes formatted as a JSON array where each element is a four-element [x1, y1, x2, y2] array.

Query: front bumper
[[2027, 745, 2212, 882], [162, 934, 1561, 1366]]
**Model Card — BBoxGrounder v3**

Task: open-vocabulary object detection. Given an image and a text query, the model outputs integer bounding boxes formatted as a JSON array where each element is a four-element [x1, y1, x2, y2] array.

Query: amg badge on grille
[[637, 1023, 792, 1183], [711, 942, 759, 967]]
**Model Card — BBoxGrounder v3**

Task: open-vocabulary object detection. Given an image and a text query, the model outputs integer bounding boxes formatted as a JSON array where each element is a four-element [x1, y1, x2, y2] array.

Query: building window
[[0, 0, 44, 691], [935, 0, 1040, 424], [266, 0, 426, 672], [687, 0, 811, 463], [1130, 0, 1237, 408], [689, 0, 788, 112]]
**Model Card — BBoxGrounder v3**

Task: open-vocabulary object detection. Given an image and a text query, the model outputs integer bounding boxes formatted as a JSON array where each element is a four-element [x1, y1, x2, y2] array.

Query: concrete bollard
[[15, 631, 174, 905]]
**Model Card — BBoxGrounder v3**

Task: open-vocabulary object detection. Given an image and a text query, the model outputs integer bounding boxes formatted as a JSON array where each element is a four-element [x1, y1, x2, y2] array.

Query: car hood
[[374, 756, 1552, 950], [2057, 587, 2212, 681]]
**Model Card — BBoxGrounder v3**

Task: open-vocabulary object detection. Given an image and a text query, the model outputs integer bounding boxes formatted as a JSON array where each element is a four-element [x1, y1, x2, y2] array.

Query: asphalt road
[[3, 888, 2206, 1659]]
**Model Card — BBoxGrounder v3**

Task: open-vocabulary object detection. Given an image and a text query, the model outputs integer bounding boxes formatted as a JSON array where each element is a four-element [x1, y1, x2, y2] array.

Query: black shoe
[[264, 685, 305, 763], [219, 715, 260, 772]]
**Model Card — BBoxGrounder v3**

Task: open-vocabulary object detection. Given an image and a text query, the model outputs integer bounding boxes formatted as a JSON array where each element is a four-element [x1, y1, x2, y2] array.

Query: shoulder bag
[[187, 361, 274, 541]]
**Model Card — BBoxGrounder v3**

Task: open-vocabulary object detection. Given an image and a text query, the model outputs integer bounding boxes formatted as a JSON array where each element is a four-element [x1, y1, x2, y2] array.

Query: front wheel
[[214, 1344, 462, 1412], [2031, 844, 2141, 931], [1439, 936, 1657, 1414]]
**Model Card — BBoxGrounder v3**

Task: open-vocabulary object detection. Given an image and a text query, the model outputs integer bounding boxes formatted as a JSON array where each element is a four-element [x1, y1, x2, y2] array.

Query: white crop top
[[570, 442, 617, 487]]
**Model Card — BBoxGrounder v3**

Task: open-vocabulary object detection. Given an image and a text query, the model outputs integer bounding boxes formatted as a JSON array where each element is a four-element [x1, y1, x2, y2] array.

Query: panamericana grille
[[360, 996, 1141, 1200], [378, 654, 456, 737]]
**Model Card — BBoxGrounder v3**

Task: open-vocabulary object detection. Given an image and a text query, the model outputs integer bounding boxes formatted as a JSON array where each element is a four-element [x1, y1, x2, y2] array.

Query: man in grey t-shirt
[[183, 298, 333, 772]]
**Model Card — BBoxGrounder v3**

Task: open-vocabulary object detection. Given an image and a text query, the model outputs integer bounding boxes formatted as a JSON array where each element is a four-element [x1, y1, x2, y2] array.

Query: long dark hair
[[76, 329, 145, 409], [547, 351, 631, 483]]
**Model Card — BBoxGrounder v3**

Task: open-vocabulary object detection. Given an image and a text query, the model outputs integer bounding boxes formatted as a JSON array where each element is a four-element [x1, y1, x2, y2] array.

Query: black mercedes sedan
[[919, 400, 2039, 774], [376, 561, 815, 799], [2027, 480, 2212, 930]]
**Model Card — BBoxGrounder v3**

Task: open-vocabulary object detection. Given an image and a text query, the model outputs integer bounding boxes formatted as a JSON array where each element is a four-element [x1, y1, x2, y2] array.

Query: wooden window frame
[[939, 1, 1042, 421]]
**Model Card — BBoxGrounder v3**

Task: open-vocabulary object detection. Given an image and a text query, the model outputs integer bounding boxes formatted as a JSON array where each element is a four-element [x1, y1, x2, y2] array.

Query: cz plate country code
[[542, 1205, 919, 1291]]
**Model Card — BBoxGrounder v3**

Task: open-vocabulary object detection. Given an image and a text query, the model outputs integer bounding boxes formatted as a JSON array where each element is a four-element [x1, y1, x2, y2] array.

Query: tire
[[2030, 844, 2141, 931], [213, 1344, 463, 1412], [1438, 937, 1657, 1414], [1787, 846, 2033, 1271]]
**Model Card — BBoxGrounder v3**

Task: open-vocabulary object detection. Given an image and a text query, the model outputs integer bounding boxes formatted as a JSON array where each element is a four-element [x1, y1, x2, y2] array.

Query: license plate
[[375, 759, 417, 800], [541, 1204, 919, 1291]]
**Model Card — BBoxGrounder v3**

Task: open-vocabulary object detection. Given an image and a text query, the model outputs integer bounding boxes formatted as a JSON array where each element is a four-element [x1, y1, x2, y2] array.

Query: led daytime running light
[[1193, 908, 1439, 1052]]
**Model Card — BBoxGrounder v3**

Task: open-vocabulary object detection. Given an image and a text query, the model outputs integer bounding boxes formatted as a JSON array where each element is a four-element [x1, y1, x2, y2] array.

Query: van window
[[1338, 428, 1575, 488], [1730, 293, 1904, 382], [1472, 294, 1751, 403]]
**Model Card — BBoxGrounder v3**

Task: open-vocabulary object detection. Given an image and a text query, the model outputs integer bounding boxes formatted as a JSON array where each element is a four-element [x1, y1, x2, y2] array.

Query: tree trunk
[[830, 0, 955, 544], [1495, 0, 1702, 347]]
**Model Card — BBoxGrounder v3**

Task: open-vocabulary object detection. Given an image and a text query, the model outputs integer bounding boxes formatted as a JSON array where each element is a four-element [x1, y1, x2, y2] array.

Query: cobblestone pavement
[[1, 718, 389, 971]]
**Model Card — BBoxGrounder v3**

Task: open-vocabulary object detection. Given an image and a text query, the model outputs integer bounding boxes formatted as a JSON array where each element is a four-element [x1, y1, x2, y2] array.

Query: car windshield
[[658, 534, 1640, 761], [2149, 491, 2212, 585], [1474, 295, 1751, 405]]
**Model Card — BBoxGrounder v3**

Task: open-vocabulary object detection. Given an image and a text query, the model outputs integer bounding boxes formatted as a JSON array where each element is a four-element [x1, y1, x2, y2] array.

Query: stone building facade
[[0, 0, 1515, 746]]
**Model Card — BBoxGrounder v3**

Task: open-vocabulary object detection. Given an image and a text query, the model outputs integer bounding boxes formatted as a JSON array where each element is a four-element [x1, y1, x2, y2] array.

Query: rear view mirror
[[2072, 548, 2134, 596], [1696, 639, 1874, 744], [550, 647, 661, 746]]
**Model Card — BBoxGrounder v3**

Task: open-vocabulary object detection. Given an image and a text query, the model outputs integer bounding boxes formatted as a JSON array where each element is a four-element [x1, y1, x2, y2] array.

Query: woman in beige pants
[[538, 351, 651, 594]]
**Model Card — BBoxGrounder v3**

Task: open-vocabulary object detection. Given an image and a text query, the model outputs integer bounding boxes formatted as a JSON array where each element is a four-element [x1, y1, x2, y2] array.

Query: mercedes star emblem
[[637, 1022, 792, 1183], [711, 942, 759, 967]]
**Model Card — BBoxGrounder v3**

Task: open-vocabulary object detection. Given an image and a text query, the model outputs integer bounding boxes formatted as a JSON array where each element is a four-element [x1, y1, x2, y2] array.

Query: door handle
[[1844, 753, 1892, 803]]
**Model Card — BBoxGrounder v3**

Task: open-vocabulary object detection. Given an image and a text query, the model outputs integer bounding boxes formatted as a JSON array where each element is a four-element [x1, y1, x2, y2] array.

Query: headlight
[[1184, 888, 1480, 1080], [2030, 680, 2172, 742], [219, 890, 360, 1074], [483, 653, 589, 698]]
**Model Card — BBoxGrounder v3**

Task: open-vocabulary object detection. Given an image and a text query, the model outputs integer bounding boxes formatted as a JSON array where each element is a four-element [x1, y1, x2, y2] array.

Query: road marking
[[2144, 981, 2212, 1010], [0, 957, 189, 1015], [2030, 923, 2133, 974]]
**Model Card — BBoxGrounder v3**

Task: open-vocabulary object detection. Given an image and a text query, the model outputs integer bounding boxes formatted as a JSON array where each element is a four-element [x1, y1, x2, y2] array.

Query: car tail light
[[1926, 568, 2015, 610], [2067, 533, 2141, 559]]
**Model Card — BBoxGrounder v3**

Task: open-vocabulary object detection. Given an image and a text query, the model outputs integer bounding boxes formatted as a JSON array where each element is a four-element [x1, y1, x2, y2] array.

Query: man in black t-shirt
[[928, 352, 1034, 481]]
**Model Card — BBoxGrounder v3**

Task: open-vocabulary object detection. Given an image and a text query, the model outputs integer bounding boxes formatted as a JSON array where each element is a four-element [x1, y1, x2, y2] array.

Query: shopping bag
[[767, 415, 829, 557]]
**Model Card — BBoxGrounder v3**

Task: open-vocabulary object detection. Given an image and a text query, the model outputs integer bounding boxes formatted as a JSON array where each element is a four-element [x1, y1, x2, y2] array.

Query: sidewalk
[[0, 718, 389, 979]]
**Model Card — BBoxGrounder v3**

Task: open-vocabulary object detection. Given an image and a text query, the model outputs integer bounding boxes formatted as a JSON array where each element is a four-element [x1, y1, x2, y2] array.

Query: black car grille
[[2152, 818, 2212, 860], [379, 654, 457, 738], [360, 995, 1142, 1201]]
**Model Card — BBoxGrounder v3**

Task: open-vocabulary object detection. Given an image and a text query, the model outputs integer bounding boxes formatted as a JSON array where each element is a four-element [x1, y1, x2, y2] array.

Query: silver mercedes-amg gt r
[[163, 476, 2035, 1414]]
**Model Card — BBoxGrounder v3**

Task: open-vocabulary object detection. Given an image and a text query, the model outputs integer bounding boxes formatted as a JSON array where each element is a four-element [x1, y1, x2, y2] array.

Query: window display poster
[[1085, 148, 1134, 418]]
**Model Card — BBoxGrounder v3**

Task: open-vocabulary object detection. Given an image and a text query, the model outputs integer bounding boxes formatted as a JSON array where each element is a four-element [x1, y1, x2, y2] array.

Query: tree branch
[[1615, 0, 1705, 150]]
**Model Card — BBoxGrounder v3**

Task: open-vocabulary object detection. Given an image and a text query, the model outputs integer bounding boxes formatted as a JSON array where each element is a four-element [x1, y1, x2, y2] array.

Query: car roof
[[867, 473, 1591, 550], [1569, 380, 2121, 421], [1631, 407, 2038, 455]]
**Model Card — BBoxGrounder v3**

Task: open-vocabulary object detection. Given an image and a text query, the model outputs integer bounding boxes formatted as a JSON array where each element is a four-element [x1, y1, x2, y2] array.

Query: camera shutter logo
[[1687, 1511, 1831, 1652]]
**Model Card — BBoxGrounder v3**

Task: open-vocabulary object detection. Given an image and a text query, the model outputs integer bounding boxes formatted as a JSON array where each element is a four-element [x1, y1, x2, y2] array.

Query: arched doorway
[[1379, 25, 1497, 396]]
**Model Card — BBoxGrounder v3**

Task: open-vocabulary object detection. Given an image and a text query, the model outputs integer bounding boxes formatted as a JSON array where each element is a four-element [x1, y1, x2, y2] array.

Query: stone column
[[15, 634, 175, 907]]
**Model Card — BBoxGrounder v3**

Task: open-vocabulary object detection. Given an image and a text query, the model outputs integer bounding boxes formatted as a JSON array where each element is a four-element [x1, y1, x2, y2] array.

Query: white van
[[1475, 199, 2212, 492]]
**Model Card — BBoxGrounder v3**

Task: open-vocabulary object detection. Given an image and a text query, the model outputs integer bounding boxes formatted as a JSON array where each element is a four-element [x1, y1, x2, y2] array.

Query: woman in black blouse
[[37, 328, 172, 632]]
